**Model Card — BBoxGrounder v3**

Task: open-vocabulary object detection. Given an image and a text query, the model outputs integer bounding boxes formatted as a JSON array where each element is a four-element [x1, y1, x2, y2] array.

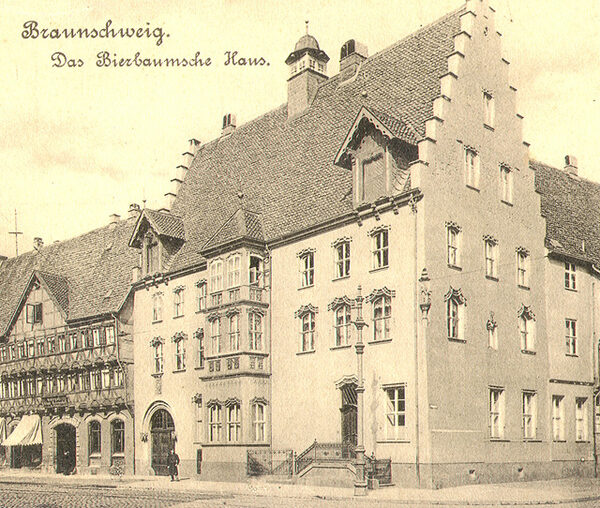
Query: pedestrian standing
[[167, 448, 180, 482]]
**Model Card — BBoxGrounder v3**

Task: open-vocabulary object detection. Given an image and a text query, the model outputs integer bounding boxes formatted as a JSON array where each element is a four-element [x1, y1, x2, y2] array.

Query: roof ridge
[[531, 159, 600, 188]]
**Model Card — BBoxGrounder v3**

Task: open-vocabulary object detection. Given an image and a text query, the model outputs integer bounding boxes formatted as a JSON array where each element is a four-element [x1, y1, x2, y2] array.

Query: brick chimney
[[33, 237, 43, 250], [564, 155, 578, 176], [222, 114, 236, 136], [339, 40, 368, 73], [128, 203, 141, 219]]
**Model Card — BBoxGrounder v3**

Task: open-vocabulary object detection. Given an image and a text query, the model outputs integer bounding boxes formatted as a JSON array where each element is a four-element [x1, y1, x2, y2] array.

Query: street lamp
[[352, 285, 368, 496]]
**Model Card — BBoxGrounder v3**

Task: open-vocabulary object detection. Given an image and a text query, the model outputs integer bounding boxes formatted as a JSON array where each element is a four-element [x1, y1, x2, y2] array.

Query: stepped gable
[[533, 159, 600, 266], [168, 8, 463, 272], [0, 218, 139, 337]]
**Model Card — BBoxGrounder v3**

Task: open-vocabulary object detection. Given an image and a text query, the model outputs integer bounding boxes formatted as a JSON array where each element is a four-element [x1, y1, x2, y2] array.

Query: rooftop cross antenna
[[8, 209, 23, 256]]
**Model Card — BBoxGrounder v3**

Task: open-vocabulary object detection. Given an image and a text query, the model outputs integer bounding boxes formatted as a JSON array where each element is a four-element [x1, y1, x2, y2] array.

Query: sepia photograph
[[1, 0, 600, 506]]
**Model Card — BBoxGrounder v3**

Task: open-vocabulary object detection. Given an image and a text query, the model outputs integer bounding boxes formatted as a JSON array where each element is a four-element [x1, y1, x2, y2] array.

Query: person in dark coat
[[167, 449, 180, 481]]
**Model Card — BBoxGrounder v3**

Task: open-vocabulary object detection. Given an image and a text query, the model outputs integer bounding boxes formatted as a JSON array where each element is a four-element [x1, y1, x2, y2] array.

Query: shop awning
[[0, 417, 6, 445], [2, 415, 42, 446]]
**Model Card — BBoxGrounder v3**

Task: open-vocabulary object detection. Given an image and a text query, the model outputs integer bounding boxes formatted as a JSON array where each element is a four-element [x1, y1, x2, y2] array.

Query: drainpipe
[[412, 198, 421, 488], [592, 281, 598, 477]]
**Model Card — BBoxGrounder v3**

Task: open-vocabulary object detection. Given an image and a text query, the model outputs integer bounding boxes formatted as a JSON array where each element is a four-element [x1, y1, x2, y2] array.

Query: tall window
[[208, 404, 222, 442], [384, 385, 406, 441], [249, 312, 263, 351], [249, 256, 263, 286], [174, 340, 185, 371], [519, 309, 535, 352], [210, 318, 221, 355], [210, 260, 224, 293], [565, 319, 577, 355], [464, 147, 480, 189], [446, 224, 461, 267], [371, 229, 389, 270], [92, 329, 101, 347], [334, 304, 352, 346], [484, 238, 498, 278], [446, 289, 466, 341], [552, 395, 565, 441], [227, 254, 241, 288], [373, 296, 391, 341], [195, 329, 205, 369], [152, 294, 163, 322], [299, 251, 314, 288], [89, 421, 101, 455], [483, 91, 495, 127], [228, 313, 240, 352], [500, 165, 513, 203], [144, 235, 159, 275], [153, 342, 163, 374], [522, 391, 537, 439], [105, 326, 115, 345], [25, 303, 42, 324], [334, 241, 351, 279], [489, 387, 505, 439], [565, 262, 576, 290], [253, 402, 266, 442], [576, 398, 589, 441], [173, 288, 184, 318], [361, 153, 386, 202], [516, 249, 529, 287], [300, 312, 315, 352], [227, 403, 241, 442], [196, 282, 207, 311], [111, 419, 125, 455]]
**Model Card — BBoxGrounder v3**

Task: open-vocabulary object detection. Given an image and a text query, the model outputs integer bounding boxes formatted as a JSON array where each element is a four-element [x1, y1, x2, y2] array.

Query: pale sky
[[1, 0, 599, 257]]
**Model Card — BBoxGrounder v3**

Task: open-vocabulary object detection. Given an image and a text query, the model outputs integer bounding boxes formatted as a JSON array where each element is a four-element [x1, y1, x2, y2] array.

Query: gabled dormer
[[334, 106, 419, 207], [129, 209, 185, 278]]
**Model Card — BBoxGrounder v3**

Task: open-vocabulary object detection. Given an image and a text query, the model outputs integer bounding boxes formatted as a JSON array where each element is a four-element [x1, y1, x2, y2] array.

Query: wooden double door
[[150, 409, 175, 476], [340, 383, 357, 458]]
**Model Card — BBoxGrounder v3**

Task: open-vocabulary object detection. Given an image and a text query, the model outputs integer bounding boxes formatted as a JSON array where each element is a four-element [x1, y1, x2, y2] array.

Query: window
[[384, 385, 406, 440], [18, 342, 25, 359], [174, 339, 185, 371], [318, 62, 325, 73], [576, 398, 589, 441], [361, 153, 386, 202], [112, 367, 123, 387], [565, 263, 576, 290], [195, 400, 203, 442], [27, 340, 34, 357], [89, 421, 101, 455], [227, 403, 241, 442], [309, 58, 315, 69], [208, 404, 222, 442], [249, 256, 263, 286], [92, 329, 101, 347], [516, 249, 529, 287], [446, 224, 461, 267], [489, 387, 505, 439], [445, 289, 466, 341], [210, 260, 224, 293], [464, 147, 480, 189], [522, 391, 537, 439], [334, 241, 351, 279], [195, 329, 205, 369], [299, 251, 314, 288], [519, 309, 535, 352], [144, 234, 159, 275], [373, 296, 391, 341], [196, 282, 207, 311], [552, 395, 565, 441], [91, 370, 102, 390], [210, 318, 221, 355], [565, 319, 577, 355], [371, 229, 389, 270], [300, 312, 315, 352], [500, 165, 513, 203], [249, 312, 263, 351], [227, 254, 241, 288], [153, 342, 163, 374], [36, 339, 45, 356], [105, 326, 115, 346], [84, 330, 93, 348], [487, 316, 498, 349], [80, 371, 90, 391], [228, 313, 240, 352], [173, 288, 184, 318], [69, 333, 78, 351], [25, 303, 42, 324], [253, 402, 266, 442], [102, 368, 111, 388], [152, 294, 163, 322], [111, 420, 125, 455], [483, 91, 494, 127], [484, 238, 498, 278], [334, 304, 352, 346]]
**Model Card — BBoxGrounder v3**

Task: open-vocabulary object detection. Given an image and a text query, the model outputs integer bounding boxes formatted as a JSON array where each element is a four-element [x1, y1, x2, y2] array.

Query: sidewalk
[[0, 469, 599, 505]]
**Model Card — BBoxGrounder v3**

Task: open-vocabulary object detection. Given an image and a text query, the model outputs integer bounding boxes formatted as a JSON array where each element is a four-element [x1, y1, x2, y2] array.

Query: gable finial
[[305, 20, 309, 35]]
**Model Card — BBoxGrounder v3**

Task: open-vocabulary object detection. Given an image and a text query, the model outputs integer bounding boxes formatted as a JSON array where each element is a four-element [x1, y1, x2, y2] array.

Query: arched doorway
[[150, 409, 175, 476], [55, 424, 76, 474], [339, 383, 357, 458]]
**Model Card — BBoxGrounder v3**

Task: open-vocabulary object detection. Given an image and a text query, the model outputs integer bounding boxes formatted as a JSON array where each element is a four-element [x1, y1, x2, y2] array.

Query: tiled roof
[[168, 8, 463, 271], [201, 208, 264, 253], [367, 107, 420, 145], [0, 218, 139, 337], [533, 160, 600, 266], [143, 209, 185, 240]]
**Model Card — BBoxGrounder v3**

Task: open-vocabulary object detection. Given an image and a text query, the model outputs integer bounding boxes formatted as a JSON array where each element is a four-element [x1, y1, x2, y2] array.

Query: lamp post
[[352, 285, 368, 496]]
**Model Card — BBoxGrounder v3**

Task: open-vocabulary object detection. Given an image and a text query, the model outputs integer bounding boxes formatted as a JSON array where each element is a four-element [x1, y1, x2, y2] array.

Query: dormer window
[[361, 152, 386, 203], [143, 233, 160, 275]]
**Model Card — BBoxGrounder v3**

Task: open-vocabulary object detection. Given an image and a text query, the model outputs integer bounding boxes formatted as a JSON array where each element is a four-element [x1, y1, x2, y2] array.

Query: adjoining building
[[0, 213, 138, 475]]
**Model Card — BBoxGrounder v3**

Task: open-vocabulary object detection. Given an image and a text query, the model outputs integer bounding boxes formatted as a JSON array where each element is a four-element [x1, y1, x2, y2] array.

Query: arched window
[[227, 403, 241, 442], [373, 296, 391, 341], [152, 294, 163, 322], [208, 404, 222, 442], [301, 312, 315, 352], [228, 313, 240, 352], [111, 419, 125, 455], [445, 288, 466, 341], [248, 312, 263, 351], [89, 421, 101, 456], [334, 304, 352, 346]]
